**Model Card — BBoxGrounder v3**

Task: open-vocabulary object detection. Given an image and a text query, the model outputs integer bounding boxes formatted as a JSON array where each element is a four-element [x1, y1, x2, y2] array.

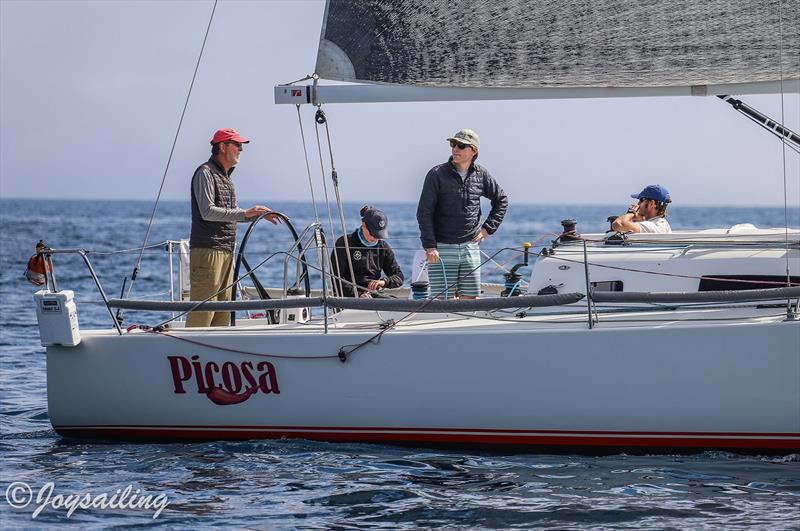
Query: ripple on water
[[3, 200, 800, 528]]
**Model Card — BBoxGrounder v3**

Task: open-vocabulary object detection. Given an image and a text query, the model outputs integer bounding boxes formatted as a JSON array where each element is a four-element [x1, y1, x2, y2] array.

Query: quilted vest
[[190, 158, 238, 251]]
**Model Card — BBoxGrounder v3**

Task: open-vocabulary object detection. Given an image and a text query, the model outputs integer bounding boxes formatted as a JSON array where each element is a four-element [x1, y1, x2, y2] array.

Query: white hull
[[48, 307, 800, 452]]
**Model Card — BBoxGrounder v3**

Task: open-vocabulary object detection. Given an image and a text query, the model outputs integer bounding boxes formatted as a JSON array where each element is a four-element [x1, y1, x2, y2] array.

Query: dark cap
[[631, 184, 671, 203], [361, 206, 389, 239]]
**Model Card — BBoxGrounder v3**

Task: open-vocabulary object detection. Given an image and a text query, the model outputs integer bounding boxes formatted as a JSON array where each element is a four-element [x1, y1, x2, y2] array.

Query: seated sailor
[[330, 206, 405, 298], [612, 184, 672, 234]]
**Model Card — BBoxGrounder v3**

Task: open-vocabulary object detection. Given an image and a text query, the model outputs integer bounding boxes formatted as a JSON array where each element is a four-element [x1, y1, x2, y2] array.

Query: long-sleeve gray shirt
[[192, 164, 247, 222]]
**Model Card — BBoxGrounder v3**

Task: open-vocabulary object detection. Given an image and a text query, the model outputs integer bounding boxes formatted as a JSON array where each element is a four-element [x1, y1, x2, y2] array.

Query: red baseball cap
[[210, 128, 250, 145]]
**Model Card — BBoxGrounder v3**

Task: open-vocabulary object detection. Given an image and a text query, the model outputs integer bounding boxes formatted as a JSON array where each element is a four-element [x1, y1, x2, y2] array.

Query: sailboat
[[32, 0, 799, 453]]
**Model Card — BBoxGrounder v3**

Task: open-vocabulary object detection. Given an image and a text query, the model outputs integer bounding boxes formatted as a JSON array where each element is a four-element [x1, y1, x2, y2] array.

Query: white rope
[[295, 105, 320, 223], [312, 104, 357, 296], [776, 0, 793, 299], [311, 109, 346, 297], [123, 0, 218, 303]]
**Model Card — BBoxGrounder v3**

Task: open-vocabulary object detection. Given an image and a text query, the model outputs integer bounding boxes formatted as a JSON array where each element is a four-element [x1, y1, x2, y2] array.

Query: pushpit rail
[[36, 247, 123, 335]]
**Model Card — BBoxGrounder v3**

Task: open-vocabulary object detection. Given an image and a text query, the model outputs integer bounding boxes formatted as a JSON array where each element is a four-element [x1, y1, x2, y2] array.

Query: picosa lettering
[[168, 355, 279, 404]]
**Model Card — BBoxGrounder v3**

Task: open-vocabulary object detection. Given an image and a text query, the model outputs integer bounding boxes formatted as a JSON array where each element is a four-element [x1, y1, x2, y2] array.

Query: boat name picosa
[[168, 355, 279, 405]]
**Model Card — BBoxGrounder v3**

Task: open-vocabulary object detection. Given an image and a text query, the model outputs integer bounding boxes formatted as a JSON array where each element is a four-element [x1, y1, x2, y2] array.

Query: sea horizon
[[3, 196, 800, 210]]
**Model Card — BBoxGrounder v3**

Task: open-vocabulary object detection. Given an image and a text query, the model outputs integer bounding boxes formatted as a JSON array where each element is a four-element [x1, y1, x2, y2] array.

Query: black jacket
[[416, 159, 508, 249], [330, 230, 405, 297]]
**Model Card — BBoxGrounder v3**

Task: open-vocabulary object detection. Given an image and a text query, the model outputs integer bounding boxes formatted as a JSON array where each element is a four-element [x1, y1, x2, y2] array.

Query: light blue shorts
[[427, 242, 481, 299]]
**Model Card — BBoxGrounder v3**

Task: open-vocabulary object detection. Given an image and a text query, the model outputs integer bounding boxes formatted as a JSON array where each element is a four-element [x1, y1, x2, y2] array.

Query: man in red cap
[[186, 127, 277, 327]]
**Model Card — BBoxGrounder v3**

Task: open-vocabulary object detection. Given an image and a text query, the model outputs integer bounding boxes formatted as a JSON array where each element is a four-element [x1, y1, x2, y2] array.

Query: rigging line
[[481, 232, 560, 274], [336, 247, 511, 359], [295, 107, 333, 322], [83, 241, 173, 256], [579, 237, 800, 247], [295, 105, 320, 223], [152, 248, 285, 329], [776, 0, 792, 298], [480, 250, 515, 274], [289, 254, 402, 299], [278, 74, 314, 87], [318, 106, 359, 297], [435, 248, 539, 295], [550, 252, 800, 286], [148, 330, 340, 360], [312, 107, 347, 298], [480, 234, 553, 275], [120, 0, 218, 310], [455, 310, 788, 326], [292, 106, 332, 320]]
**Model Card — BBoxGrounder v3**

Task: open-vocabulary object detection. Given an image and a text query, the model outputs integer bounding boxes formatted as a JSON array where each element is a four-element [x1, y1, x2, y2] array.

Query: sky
[[0, 0, 798, 207]]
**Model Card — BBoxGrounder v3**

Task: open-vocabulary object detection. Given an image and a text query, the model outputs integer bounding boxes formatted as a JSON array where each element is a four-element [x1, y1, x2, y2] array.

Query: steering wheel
[[231, 212, 311, 325]]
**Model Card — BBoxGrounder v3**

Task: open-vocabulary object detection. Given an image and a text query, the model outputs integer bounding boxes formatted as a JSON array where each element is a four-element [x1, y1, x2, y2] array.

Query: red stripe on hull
[[53, 426, 800, 452]]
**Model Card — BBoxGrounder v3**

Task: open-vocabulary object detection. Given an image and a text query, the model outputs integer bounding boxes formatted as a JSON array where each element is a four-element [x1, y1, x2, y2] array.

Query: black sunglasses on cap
[[449, 140, 471, 150]]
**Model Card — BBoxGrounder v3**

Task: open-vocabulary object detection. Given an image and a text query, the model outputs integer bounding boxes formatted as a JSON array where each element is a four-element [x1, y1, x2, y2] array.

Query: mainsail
[[314, 0, 799, 94]]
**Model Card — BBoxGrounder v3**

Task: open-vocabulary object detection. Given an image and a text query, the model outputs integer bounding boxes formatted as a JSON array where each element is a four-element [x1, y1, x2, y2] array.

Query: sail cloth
[[316, 0, 799, 90]]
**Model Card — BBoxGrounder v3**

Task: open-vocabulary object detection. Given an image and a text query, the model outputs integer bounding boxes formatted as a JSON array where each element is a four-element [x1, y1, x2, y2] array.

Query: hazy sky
[[1, 0, 798, 207]]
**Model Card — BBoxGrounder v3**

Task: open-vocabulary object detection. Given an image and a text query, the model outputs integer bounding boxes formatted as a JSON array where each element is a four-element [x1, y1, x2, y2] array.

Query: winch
[[501, 242, 533, 297]]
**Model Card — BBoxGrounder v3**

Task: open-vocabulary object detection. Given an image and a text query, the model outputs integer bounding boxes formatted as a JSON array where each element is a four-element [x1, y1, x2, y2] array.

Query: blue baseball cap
[[362, 207, 389, 239], [631, 184, 671, 203]]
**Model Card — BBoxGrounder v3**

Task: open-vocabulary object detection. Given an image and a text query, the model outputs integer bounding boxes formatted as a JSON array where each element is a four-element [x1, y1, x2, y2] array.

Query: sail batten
[[314, 0, 799, 93]]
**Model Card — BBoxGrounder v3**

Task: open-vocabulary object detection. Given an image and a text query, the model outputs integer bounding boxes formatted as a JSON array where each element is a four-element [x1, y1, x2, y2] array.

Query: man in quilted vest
[[186, 128, 277, 327]]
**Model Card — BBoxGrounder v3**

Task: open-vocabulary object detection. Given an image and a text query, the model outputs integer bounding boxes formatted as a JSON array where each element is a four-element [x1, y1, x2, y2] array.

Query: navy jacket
[[330, 230, 404, 297], [416, 159, 508, 249]]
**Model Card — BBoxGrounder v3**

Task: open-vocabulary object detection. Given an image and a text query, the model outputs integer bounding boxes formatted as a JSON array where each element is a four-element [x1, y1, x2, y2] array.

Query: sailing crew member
[[187, 127, 279, 327], [330, 206, 404, 298], [612, 184, 673, 234], [416, 128, 508, 299]]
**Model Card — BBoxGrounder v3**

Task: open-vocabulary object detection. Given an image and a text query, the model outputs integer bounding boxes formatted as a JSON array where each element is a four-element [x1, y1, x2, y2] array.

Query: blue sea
[[1, 198, 799, 529]]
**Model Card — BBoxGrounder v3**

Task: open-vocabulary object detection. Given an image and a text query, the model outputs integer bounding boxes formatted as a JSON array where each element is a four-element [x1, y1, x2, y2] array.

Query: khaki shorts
[[185, 248, 234, 327]]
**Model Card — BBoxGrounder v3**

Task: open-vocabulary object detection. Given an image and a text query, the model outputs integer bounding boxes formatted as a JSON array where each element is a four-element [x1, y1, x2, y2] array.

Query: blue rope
[[506, 279, 522, 297], [438, 257, 449, 300]]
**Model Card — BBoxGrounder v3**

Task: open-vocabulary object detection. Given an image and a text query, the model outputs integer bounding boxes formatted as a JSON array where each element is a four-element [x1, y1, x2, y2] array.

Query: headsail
[[309, 0, 798, 100]]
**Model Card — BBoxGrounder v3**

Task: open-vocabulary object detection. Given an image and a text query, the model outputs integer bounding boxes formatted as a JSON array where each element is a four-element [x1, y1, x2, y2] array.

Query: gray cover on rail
[[591, 286, 800, 303], [326, 293, 584, 312], [108, 288, 798, 312], [107, 293, 583, 312], [316, 0, 799, 88], [107, 298, 326, 311]]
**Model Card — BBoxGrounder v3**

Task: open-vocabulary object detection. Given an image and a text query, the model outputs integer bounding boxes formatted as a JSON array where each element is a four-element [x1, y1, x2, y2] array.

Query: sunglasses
[[449, 140, 471, 150], [225, 141, 244, 150]]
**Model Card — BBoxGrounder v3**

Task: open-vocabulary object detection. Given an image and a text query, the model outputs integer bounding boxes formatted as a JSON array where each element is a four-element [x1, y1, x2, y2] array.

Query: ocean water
[[1, 198, 799, 529]]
